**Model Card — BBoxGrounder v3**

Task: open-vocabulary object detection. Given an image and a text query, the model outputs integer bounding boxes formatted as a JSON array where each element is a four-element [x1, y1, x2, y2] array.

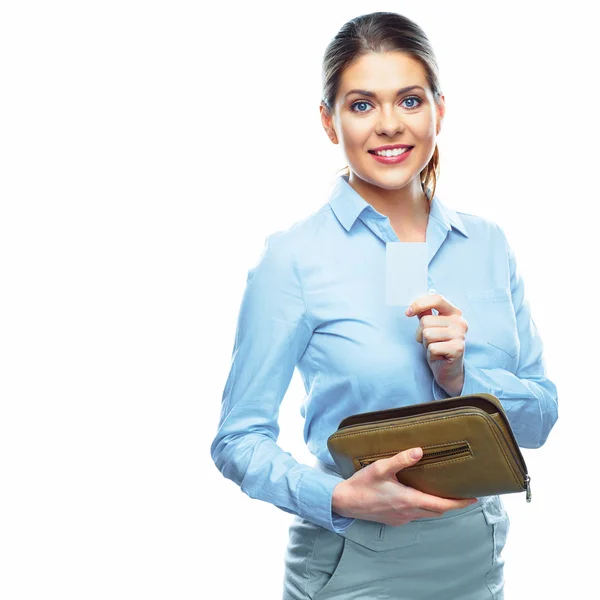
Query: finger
[[376, 447, 423, 477], [427, 339, 464, 361], [412, 500, 476, 520], [406, 293, 462, 318], [416, 316, 460, 344], [415, 321, 423, 343], [407, 488, 478, 513], [419, 324, 452, 346], [415, 313, 444, 343], [420, 315, 461, 330], [412, 508, 446, 519]]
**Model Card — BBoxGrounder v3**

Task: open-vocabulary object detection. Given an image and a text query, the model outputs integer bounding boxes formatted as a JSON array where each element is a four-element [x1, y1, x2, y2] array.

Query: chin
[[355, 166, 416, 190]]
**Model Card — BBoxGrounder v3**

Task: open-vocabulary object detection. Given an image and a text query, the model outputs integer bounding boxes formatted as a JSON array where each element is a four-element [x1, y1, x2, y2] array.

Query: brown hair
[[321, 11, 442, 203]]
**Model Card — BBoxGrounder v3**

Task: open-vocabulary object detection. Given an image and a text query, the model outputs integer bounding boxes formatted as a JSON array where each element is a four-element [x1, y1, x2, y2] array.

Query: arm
[[210, 232, 354, 534], [432, 225, 559, 449]]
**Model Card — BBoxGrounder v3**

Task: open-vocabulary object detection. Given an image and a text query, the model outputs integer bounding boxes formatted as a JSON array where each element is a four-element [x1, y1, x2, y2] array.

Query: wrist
[[445, 381, 463, 396], [332, 480, 351, 518], [443, 366, 465, 397]]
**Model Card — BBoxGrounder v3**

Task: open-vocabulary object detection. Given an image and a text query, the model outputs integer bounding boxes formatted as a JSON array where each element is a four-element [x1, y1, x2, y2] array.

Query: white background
[[0, 1, 596, 598]]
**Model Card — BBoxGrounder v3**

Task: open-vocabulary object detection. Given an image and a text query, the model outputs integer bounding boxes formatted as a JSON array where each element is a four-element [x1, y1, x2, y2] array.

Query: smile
[[368, 147, 414, 164], [371, 147, 412, 157]]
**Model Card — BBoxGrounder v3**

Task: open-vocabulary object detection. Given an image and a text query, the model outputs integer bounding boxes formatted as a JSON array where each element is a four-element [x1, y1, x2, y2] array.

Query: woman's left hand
[[405, 293, 468, 397]]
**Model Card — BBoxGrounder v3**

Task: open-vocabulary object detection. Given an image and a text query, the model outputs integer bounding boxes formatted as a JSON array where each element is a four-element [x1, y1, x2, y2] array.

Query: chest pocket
[[464, 287, 519, 363]]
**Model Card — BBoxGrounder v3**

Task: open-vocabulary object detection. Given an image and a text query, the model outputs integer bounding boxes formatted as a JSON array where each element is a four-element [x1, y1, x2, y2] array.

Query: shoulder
[[454, 208, 508, 249], [259, 203, 332, 257], [250, 203, 331, 273], [455, 208, 503, 234]]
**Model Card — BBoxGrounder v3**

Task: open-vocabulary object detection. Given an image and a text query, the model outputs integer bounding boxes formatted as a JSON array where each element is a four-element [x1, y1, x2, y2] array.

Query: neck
[[347, 173, 431, 227]]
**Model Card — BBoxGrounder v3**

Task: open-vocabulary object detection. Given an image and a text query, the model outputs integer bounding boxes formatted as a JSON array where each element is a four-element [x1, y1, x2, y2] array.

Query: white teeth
[[374, 147, 411, 157]]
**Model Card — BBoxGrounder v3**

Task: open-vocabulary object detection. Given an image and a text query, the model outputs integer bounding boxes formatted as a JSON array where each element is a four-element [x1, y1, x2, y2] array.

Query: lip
[[369, 146, 413, 164], [369, 143, 414, 152]]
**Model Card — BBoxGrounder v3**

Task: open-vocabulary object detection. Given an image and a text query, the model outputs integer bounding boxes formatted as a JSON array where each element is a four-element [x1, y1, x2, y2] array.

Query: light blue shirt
[[210, 174, 559, 534]]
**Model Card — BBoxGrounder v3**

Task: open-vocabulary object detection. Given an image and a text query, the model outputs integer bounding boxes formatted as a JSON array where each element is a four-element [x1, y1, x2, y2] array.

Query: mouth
[[368, 145, 414, 164], [368, 145, 414, 157]]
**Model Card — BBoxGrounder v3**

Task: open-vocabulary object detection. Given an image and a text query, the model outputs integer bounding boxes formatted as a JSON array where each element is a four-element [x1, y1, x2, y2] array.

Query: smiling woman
[[322, 54, 440, 193], [319, 24, 445, 238], [210, 10, 558, 600]]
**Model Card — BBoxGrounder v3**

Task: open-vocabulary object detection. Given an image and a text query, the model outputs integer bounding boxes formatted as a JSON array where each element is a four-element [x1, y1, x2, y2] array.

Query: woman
[[210, 11, 558, 599]]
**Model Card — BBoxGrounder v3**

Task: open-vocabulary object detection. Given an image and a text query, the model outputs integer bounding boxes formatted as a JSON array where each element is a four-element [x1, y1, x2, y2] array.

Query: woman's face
[[321, 51, 445, 193]]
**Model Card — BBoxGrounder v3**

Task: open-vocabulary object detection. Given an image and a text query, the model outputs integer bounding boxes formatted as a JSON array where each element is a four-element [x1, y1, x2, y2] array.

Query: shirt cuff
[[431, 360, 495, 400], [297, 468, 356, 534], [461, 359, 499, 396]]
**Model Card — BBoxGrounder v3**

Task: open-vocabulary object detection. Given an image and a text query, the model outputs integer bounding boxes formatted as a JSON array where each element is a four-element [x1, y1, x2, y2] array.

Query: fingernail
[[405, 307, 413, 316], [410, 448, 421, 458]]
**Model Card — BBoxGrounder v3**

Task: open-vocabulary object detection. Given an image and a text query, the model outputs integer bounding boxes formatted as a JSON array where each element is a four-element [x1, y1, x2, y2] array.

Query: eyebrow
[[344, 85, 426, 100]]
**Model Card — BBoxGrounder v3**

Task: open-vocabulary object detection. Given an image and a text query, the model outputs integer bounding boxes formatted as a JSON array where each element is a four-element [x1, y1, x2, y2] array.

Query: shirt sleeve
[[432, 225, 559, 449], [210, 232, 355, 534]]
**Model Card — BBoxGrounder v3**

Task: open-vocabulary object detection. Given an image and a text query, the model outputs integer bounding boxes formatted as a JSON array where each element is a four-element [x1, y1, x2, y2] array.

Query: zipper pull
[[525, 475, 532, 503]]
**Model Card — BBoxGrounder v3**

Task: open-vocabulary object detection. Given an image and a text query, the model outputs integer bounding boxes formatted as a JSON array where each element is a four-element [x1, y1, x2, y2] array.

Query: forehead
[[339, 51, 428, 94]]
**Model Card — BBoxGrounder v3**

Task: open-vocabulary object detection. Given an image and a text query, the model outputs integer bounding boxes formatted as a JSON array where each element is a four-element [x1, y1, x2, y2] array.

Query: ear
[[320, 102, 338, 144], [436, 95, 446, 135]]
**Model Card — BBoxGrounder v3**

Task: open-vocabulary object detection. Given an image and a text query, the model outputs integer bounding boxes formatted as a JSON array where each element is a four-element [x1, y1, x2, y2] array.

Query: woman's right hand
[[331, 447, 479, 526]]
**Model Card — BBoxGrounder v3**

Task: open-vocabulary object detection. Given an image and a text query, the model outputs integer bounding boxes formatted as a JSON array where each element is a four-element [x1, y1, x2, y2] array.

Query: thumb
[[380, 447, 423, 477]]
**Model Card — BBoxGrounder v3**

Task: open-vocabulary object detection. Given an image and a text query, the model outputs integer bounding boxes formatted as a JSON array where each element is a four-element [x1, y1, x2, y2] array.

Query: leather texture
[[327, 393, 529, 500]]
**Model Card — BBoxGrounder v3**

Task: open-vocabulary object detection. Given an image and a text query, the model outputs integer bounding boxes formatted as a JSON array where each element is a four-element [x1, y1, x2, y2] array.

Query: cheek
[[411, 116, 436, 140], [407, 103, 435, 135], [340, 118, 372, 148]]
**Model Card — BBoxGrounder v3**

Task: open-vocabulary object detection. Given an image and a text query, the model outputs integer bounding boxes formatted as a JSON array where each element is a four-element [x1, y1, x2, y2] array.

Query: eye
[[401, 96, 423, 110], [349, 100, 373, 113], [349, 96, 423, 114]]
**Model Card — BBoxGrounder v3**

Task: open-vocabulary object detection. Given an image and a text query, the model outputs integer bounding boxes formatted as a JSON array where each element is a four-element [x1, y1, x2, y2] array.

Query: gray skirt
[[282, 500, 509, 600]]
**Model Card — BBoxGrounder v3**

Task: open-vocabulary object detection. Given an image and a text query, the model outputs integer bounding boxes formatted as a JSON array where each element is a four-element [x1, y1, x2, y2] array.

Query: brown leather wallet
[[327, 393, 531, 502]]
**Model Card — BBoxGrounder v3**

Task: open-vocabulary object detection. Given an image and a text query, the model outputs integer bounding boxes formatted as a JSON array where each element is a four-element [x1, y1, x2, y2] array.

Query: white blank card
[[385, 241, 429, 306]]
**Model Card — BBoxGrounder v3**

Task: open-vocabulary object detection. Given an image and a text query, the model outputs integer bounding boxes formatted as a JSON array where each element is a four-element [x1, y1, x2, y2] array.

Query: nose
[[375, 105, 405, 137]]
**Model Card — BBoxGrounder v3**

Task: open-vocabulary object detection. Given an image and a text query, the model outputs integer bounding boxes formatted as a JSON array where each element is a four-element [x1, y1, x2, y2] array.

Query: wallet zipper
[[421, 444, 470, 460], [358, 443, 470, 469]]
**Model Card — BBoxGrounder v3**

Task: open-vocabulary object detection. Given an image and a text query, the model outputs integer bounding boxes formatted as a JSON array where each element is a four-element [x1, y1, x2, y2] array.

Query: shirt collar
[[327, 174, 469, 238]]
